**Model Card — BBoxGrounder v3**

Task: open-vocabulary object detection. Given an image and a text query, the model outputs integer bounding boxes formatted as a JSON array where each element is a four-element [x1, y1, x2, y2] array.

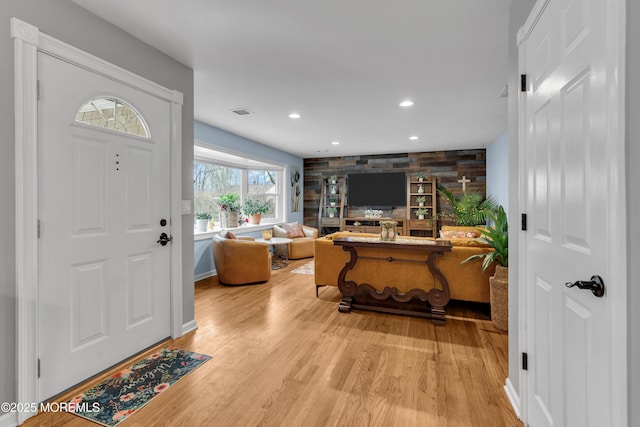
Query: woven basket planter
[[490, 265, 508, 331], [220, 210, 239, 229]]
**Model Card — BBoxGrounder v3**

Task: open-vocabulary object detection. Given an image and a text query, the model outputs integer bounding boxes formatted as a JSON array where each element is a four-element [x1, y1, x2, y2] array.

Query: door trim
[[515, 0, 627, 425], [12, 17, 184, 424]]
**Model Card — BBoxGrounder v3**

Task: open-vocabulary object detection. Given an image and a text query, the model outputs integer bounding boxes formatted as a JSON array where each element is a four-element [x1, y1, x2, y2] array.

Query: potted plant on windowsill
[[461, 205, 508, 331], [217, 193, 241, 228], [243, 199, 271, 224], [327, 206, 338, 218], [195, 212, 211, 232]]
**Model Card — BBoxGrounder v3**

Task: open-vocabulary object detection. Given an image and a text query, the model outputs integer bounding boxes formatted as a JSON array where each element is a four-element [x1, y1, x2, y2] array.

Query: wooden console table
[[333, 236, 452, 325]]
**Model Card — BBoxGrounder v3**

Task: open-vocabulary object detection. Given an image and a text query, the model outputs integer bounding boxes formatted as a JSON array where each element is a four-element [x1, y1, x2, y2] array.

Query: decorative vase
[[379, 221, 397, 241], [330, 202, 336, 207], [220, 210, 239, 228], [261, 229, 273, 240], [249, 213, 262, 224], [196, 219, 208, 232], [419, 202, 424, 207], [207, 220, 215, 231], [331, 186, 337, 195], [418, 177, 424, 182], [329, 213, 335, 218], [490, 265, 509, 331], [418, 215, 424, 220], [417, 184, 424, 194]]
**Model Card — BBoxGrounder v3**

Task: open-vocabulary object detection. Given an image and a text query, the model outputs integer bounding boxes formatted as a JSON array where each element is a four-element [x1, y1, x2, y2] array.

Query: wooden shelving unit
[[318, 177, 346, 235], [406, 175, 437, 237], [343, 217, 405, 235]]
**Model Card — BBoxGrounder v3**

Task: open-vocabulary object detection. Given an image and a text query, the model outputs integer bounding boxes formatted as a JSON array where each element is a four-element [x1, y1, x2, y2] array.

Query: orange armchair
[[272, 223, 318, 259], [212, 235, 271, 285]]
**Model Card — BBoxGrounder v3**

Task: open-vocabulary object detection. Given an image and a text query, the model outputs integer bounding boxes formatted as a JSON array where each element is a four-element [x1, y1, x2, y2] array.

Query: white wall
[[0, 0, 194, 414], [626, 1, 639, 424], [486, 131, 509, 214]]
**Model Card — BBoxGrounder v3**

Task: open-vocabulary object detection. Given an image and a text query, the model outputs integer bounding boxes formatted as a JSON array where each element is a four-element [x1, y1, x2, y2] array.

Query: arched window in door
[[75, 97, 150, 138]]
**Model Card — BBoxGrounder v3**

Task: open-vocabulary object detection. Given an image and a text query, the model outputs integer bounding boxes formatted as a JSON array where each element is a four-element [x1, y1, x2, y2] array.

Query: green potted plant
[[217, 193, 241, 228], [195, 212, 211, 232], [329, 196, 338, 207], [329, 175, 338, 184], [415, 208, 429, 220], [327, 206, 338, 218], [243, 199, 271, 224], [462, 205, 508, 331], [416, 196, 426, 207], [416, 171, 426, 182], [437, 184, 496, 226]]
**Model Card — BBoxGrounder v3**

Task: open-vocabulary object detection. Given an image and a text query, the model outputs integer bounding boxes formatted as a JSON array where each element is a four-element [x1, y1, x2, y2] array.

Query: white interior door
[[38, 51, 172, 400], [521, 0, 623, 425]]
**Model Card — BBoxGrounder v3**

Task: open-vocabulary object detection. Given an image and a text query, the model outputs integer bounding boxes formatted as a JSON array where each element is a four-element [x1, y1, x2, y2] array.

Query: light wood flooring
[[24, 259, 522, 427]]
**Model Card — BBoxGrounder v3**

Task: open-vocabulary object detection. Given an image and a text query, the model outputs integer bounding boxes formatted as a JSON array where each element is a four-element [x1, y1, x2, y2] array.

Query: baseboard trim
[[504, 377, 522, 420], [194, 271, 215, 282], [182, 320, 198, 335], [0, 412, 17, 427]]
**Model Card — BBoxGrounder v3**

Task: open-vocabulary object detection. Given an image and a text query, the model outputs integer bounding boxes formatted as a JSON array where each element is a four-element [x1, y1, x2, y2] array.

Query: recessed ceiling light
[[399, 100, 414, 107], [289, 113, 301, 119], [409, 136, 419, 141], [331, 141, 340, 145]]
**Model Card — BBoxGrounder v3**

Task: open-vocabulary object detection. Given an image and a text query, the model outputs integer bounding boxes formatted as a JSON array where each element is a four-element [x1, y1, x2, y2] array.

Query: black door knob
[[565, 275, 605, 298], [157, 232, 173, 246]]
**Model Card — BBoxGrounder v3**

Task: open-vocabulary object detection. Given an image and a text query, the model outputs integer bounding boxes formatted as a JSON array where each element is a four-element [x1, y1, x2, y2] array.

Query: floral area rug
[[67, 347, 210, 426], [291, 260, 314, 275]]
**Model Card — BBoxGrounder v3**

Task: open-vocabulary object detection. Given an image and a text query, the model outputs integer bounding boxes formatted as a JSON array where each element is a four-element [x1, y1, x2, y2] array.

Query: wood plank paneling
[[304, 150, 487, 228]]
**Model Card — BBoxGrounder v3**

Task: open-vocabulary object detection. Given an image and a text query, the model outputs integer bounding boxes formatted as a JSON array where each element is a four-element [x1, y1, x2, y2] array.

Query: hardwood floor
[[24, 259, 521, 427]]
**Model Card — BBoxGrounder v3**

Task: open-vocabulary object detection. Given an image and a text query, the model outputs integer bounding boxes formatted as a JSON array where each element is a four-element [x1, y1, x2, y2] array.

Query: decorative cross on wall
[[458, 175, 471, 192]]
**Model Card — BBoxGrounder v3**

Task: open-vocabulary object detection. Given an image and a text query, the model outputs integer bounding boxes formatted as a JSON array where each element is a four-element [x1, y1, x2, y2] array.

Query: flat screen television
[[348, 172, 406, 207]]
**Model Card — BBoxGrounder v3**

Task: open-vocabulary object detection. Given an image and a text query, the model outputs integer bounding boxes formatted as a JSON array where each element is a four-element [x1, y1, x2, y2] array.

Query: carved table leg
[[339, 296, 353, 313], [426, 251, 451, 325]]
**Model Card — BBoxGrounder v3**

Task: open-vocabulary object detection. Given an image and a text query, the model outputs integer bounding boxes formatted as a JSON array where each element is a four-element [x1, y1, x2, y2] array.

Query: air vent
[[230, 107, 253, 116]]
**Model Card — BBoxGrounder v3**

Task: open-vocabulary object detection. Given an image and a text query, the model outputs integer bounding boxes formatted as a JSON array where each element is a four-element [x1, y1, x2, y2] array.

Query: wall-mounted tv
[[348, 172, 406, 207]]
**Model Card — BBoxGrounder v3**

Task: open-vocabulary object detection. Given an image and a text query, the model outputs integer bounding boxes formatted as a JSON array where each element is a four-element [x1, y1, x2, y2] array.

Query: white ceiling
[[73, 0, 510, 158]]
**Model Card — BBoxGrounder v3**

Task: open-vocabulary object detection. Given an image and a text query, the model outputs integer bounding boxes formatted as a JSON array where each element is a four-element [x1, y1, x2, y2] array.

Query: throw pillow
[[225, 231, 238, 239], [440, 229, 480, 239], [281, 222, 305, 238]]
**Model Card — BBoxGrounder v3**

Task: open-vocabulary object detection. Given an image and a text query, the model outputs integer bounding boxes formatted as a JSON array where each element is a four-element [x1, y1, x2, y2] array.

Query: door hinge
[[37, 219, 41, 238], [520, 74, 527, 92], [521, 213, 527, 231], [522, 352, 528, 371], [37, 79, 41, 100], [37, 358, 41, 378]]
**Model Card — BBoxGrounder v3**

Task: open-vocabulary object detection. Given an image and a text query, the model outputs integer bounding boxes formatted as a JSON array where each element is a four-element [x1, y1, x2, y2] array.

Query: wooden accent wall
[[303, 149, 487, 229]]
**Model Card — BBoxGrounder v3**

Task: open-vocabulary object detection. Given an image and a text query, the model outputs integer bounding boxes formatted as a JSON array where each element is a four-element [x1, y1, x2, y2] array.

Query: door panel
[[38, 51, 171, 400], [522, 0, 614, 425]]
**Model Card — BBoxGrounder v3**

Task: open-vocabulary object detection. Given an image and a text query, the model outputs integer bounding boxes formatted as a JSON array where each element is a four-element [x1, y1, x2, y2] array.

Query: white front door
[[38, 51, 172, 400], [520, 0, 624, 425]]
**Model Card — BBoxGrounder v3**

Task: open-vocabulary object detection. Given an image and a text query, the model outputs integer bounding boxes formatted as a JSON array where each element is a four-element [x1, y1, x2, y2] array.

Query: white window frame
[[193, 142, 287, 233]]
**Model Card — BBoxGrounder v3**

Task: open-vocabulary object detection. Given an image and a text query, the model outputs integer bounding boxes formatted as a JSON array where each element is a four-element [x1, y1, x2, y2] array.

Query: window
[[75, 97, 150, 138], [193, 145, 285, 229]]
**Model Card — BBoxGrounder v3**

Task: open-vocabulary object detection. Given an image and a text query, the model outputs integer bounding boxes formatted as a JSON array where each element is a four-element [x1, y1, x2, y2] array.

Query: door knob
[[157, 232, 173, 246], [565, 275, 605, 298]]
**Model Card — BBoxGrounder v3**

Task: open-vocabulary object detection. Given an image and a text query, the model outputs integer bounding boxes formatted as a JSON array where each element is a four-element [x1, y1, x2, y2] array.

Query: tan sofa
[[273, 224, 319, 259], [212, 234, 271, 285], [314, 228, 496, 303]]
